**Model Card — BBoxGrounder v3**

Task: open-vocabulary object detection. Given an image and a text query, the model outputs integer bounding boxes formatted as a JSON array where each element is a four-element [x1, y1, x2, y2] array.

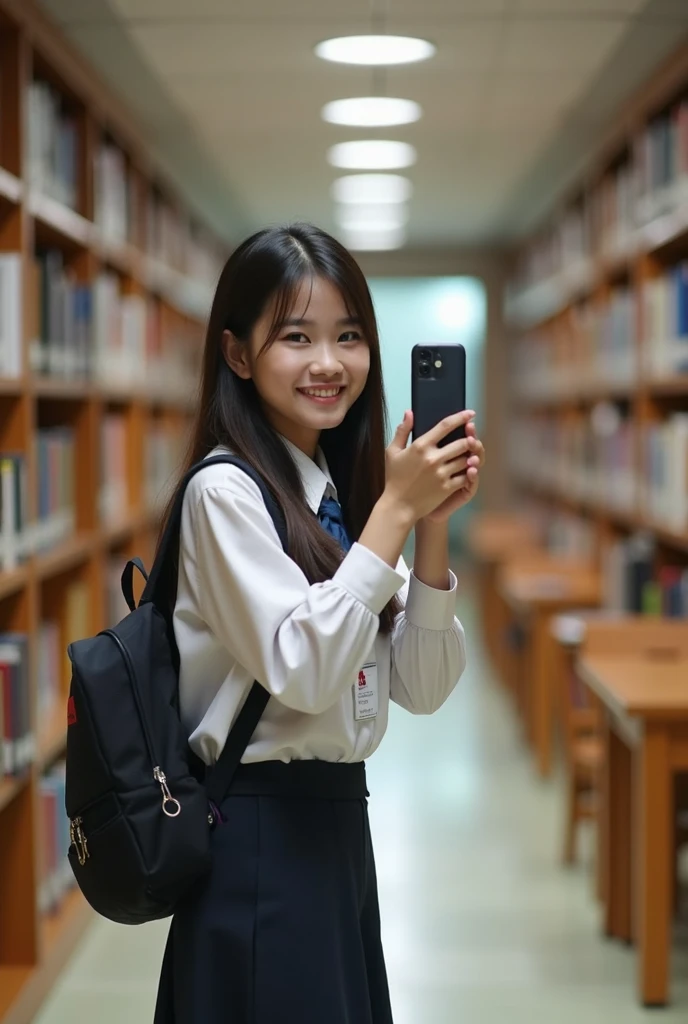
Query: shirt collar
[[281, 437, 338, 513], [210, 438, 337, 515]]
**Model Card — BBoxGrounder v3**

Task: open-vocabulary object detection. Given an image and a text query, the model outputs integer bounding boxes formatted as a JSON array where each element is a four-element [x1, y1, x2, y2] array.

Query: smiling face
[[223, 275, 371, 457]]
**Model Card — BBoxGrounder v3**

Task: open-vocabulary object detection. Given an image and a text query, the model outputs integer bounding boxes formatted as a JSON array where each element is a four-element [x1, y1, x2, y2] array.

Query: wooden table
[[577, 651, 688, 1007], [467, 513, 540, 677], [499, 562, 601, 777]]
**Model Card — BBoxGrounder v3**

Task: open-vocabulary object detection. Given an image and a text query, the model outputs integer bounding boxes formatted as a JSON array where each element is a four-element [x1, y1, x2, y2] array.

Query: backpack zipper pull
[[70, 816, 89, 866], [153, 766, 181, 818]]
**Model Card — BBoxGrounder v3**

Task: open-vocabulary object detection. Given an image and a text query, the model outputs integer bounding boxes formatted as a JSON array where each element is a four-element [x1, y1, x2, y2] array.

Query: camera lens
[[419, 348, 432, 361], [419, 364, 430, 377]]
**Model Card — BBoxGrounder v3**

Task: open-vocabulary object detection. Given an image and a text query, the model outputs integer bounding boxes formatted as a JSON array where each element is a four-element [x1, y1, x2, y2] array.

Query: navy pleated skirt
[[154, 760, 394, 1024]]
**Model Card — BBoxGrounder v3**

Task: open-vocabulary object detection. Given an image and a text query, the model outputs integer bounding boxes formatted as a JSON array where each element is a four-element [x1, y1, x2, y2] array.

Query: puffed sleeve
[[183, 469, 405, 715], [389, 558, 467, 715]]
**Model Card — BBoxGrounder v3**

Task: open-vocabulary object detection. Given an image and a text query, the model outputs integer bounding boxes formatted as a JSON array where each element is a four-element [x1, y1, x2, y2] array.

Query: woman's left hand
[[420, 420, 485, 524]]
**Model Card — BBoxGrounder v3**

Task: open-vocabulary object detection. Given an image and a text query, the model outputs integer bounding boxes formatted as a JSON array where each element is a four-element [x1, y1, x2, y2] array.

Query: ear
[[222, 330, 252, 380]]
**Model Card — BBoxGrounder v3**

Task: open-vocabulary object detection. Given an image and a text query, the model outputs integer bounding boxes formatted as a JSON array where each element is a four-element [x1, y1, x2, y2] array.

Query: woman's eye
[[284, 333, 309, 343], [339, 331, 362, 343]]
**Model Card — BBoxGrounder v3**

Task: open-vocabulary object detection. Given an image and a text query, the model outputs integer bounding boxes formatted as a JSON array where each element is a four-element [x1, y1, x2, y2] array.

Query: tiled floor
[[34, 587, 688, 1023]]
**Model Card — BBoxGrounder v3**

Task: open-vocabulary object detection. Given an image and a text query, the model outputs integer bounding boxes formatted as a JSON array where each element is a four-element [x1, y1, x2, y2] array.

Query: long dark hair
[[158, 223, 402, 633]]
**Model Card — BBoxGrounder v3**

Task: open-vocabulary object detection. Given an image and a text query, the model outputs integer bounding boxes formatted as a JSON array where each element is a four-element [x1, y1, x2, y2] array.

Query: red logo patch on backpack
[[67, 696, 77, 726]]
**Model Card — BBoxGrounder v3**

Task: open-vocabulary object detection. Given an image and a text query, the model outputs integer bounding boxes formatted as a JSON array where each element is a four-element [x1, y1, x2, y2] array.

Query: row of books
[[0, 416, 184, 571], [509, 411, 637, 515], [26, 79, 79, 212], [146, 191, 222, 285], [512, 410, 688, 533], [640, 413, 688, 532], [0, 431, 74, 570], [511, 95, 688, 294], [29, 250, 92, 378], [24, 79, 223, 290], [93, 144, 222, 285], [513, 259, 688, 399], [0, 633, 32, 776], [641, 260, 688, 376], [25, 251, 201, 398], [602, 532, 688, 616], [38, 762, 75, 913], [513, 289, 637, 400]]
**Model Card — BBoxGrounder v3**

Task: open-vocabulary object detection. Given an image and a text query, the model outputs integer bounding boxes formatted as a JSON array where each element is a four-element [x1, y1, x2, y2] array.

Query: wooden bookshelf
[[0, 2, 225, 1022], [505, 37, 688, 616]]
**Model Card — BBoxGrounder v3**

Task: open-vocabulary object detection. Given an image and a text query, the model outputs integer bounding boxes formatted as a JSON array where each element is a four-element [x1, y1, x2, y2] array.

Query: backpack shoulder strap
[[140, 454, 287, 808], [142, 454, 287, 606]]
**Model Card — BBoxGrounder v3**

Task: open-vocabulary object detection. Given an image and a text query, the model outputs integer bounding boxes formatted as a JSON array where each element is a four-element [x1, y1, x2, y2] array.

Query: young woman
[[154, 223, 484, 1024]]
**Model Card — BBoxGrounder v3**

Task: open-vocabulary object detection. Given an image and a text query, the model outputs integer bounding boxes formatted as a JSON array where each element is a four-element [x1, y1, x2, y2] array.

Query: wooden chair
[[559, 641, 604, 869]]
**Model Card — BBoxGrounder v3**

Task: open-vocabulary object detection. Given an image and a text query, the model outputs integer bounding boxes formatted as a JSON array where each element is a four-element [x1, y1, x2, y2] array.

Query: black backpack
[[64, 455, 286, 925]]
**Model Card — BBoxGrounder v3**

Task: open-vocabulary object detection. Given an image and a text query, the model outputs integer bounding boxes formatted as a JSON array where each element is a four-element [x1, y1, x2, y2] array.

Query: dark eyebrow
[[277, 315, 362, 329]]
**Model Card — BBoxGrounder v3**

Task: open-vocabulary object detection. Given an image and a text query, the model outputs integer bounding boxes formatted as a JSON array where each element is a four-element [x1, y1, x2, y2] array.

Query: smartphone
[[411, 343, 467, 447]]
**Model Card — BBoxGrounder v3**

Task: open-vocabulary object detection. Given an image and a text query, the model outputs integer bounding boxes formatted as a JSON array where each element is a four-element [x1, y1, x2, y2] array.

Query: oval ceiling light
[[341, 226, 408, 252], [328, 140, 417, 171], [315, 35, 435, 67], [332, 174, 413, 205], [322, 97, 421, 128], [335, 204, 409, 232]]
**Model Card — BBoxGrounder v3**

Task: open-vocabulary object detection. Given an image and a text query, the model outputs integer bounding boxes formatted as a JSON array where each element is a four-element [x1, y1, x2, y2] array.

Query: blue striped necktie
[[318, 496, 352, 552]]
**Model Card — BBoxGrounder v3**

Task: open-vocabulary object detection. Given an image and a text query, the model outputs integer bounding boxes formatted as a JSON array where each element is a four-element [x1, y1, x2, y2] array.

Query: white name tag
[[354, 661, 378, 721]]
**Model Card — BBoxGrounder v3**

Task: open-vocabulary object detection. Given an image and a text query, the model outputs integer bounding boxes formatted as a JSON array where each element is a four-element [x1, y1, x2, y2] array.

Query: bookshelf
[[0, 2, 224, 1022], [505, 37, 688, 621]]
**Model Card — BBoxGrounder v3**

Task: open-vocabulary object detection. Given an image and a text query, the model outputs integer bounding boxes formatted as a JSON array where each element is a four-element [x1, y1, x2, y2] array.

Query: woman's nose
[[310, 345, 343, 375]]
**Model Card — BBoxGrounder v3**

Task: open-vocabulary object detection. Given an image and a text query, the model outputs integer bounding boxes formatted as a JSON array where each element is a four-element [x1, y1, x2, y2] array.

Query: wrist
[[376, 491, 416, 533], [415, 517, 449, 538]]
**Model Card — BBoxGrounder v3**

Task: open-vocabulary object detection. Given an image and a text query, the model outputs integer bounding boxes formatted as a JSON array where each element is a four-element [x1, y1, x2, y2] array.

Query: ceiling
[[39, 0, 688, 251]]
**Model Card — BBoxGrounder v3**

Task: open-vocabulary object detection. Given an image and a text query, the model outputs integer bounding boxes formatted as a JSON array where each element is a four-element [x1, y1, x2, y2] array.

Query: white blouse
[[174, 440, 467, 765]]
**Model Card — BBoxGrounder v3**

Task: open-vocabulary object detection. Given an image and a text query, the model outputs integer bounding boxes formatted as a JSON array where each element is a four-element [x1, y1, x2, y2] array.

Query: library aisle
[[31, 583, 688, 1024]]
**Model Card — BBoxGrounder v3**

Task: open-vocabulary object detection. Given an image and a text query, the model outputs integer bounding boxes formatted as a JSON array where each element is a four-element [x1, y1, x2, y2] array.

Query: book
[[37, 619, 61, 726], [640, 412, 688, 531], [0, 633, 32, 776], [94, 140, 130, 245], [0, 453, 29, 569], [0, 253, 23, 378], [642, 260, 688, 377], [38, 762, 75, 913], [27, 79, 79, 211], [92, 272, 146, 389], [99, 411, 128, 524], [34, 427, 76, 552], [601, 531, 688, 616], [30, 249, 92, 378]]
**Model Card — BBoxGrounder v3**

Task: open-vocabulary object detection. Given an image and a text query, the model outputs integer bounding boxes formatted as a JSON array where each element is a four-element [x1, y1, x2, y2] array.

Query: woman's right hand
[[383, 409, 478, 523]]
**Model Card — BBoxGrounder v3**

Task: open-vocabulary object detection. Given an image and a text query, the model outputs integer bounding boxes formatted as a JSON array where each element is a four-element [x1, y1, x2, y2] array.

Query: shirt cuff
[[404, 569, 458, 630], [333, 542, 405, 615]]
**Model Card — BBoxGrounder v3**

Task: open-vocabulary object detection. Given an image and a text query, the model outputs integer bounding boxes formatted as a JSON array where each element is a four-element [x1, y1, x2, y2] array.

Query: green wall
[[368, 276, 486, 553]]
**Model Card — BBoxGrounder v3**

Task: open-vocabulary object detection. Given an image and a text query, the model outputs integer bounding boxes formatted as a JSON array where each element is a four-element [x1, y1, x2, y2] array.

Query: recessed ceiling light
[[328, 140, 417, 171], [315, 35, 435, 67], [332, 174, 413, 205], [322, 97, 421, 128], [341, 226, 407, 252], [335, 204, 409, 232]]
